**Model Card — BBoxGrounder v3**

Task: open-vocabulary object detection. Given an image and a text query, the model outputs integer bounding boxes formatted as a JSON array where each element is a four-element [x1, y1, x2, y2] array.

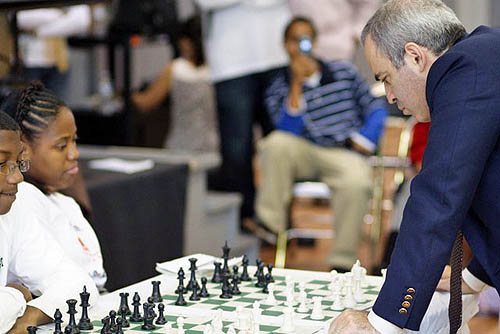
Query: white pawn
[[280, 306, 295, 333], [252, 301, 261, 323], [202, 324, 213, 334], [310, 296, 324, 320], [343, 278, 356, 308], [360, 267, 368, 288], [265, 283, 276, 305], [297, 290, 309, 313], [177, 317, 185, 334], [329, 269, 338, 298], [253, 320, 260, 334], [164, 322, 172, 334], [227, 325, 236, 334], [330, 283, 344, 311]]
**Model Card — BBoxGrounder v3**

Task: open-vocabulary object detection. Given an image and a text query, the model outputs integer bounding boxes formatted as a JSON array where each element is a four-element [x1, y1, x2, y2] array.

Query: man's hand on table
[[329, 310, 380, 334], [8, 306, 51, 334]]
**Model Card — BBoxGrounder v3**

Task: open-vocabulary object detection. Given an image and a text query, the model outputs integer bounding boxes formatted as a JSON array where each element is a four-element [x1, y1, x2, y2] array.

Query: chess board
[[73, 315, 324, 334], [161, 274, 380, 322]]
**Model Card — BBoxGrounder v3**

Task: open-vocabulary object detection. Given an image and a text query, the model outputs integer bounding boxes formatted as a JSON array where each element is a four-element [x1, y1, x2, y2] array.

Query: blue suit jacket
[[373, 26, 500, 330]]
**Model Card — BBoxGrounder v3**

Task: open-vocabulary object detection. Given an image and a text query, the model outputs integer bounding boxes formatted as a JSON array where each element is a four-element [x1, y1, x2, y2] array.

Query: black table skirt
[[81, 160, 188, 291]]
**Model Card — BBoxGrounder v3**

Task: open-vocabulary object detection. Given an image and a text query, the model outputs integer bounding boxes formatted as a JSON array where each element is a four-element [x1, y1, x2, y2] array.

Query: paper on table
[[88, 158, 155, 174], [156, 253, 243, 275]]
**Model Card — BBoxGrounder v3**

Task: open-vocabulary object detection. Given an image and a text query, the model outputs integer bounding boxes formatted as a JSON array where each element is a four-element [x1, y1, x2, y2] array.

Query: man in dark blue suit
[[329, 0, 500, 333]]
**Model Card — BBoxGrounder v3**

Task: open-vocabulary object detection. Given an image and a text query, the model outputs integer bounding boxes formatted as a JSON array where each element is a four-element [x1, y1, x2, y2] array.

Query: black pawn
[[175, 285, 187, 306], [240, 255, 251, 281], [255, 264, 266, 288], [189, 283, 200, 301], [116, 318, 124, 334], [109, 310, 117, 332], [186, 258, 198, 291], [53, 309, 63, 334], [199, 277, 210, 297], [100, 316, 110, 334], [262, 273, 272, 293], [267, 264, 275, 283], [175, 268, 187, 294], [130, 292, 143, 322], [220, 274, 232, 299], [64, 299, 80, 334], [231, 273, 241, 295], [232, 265, 241, 283], [119, 306, 130, 327], [78, 286, 93, 330], [118, 292, 131, 315], [211, 262, 223, 283], [27, 326, 37, 334], [254, 258, 262, 277], [151, 281, 163, 302], [155, 303, 167, 325]]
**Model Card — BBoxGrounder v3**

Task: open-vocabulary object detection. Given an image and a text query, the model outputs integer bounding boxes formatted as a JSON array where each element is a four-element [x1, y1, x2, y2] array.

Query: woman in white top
[[1, 81, 107, 291], [132, 16, 218, 153]]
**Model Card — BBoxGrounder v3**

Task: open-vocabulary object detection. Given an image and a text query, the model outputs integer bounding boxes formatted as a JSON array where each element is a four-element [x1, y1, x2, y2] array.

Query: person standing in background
[[17, 5, 91, 99], [288, 0, 380, 62], [194, 0, 291, 226]]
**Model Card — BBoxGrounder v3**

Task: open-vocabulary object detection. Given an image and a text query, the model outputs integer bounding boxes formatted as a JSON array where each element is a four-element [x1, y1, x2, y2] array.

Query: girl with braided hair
[[1, 81, 107, 291]]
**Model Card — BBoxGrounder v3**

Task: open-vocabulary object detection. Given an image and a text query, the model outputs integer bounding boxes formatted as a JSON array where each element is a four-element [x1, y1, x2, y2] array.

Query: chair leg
[[275, 231, 288, 268]]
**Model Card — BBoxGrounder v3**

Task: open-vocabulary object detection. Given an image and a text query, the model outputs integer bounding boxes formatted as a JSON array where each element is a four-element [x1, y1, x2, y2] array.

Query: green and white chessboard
[[161, 274, 380, 322]]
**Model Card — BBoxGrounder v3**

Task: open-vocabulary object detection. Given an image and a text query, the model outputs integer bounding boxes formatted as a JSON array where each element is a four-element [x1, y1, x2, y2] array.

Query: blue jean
[[210, 67, 285, 220]]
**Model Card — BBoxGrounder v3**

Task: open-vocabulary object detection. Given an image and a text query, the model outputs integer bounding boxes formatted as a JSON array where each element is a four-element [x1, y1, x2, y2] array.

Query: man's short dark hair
[[284, 17, 317, 41], [0, 111, 19, 131]]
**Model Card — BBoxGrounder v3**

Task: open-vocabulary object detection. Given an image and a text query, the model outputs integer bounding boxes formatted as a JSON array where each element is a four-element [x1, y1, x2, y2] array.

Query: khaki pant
[[255, 131, 373, 268]]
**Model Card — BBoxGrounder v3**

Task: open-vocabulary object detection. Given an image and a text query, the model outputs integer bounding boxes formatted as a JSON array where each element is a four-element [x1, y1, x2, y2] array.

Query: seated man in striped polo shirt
[[255, 17, 387, 272]]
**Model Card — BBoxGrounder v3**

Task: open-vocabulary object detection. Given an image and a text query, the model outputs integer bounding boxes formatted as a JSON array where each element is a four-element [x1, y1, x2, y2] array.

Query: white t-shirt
[[17, 182, 107, 290], [196, 0, 290, 82], [0, 199, 98, 332]]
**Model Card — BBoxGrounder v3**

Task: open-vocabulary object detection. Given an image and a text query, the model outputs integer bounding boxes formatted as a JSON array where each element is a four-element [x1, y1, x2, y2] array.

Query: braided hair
[[0, 81, 65, 141]]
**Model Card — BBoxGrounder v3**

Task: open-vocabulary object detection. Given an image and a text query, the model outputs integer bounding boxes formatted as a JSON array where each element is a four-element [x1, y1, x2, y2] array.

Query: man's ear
[[404, 42, 428, 73]]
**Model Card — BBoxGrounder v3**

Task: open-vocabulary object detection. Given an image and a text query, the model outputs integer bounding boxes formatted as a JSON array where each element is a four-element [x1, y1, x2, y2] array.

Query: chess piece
[[53, 309, 63, 334], [200, 276, 210, 297], [232, 272, 241, 295], [262, 273, 271, 293], [240, 255, 251, 281], [227, 325, 236, 334], [265, 283, 276, 305], [78, 286, 93, 330], [310, 296, 324, 320], [220, 273, 232, 299], [109, 310, 117, 332], [141, 303, 156, 330], [232, 265, 241, 283], [189, 283, 201, 301], [119, 306, 130, 327], [187, 258, 199, 291], [236, 306, 249, 331], [118, 292, 131, 315], [252, 301, 261, 323], [266, 264, 275, 283], [151, 281, 163, 302], [177, 317, 185, 334], [175, 285, 188, 306], [254, 258, 262, 277], [343, 273, 356, 308], [64, 299, 80, 334], [255, 264, 265, 288], [115, 317, 124, 334], [155, 303, 167, 325], [27, 326, 37, 334], [211, 262, 223, 283], [164, 322, 172, 333], [175, 268, 187, 294], [130, 292, 143, 322], [99, 316, 110, 334], [221, 241, 231, 276], [331, 283, 344, 311], [297, 291, 309, 313], [280, 306, 295, 333]]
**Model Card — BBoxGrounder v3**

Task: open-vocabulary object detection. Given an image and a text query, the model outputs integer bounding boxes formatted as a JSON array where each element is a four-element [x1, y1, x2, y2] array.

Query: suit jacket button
[[404, 295, 413, 301], [407, 288, 416, 294], [399, 308, 408, 314], [402, 301, 411, 308]]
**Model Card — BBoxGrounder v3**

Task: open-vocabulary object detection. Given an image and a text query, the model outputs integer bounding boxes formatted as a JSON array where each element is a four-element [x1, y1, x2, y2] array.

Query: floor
[[258, 198, 499, 333]]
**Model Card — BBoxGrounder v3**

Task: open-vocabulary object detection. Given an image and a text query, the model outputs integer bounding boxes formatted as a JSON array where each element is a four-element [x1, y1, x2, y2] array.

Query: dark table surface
[[80, 158, 188, 291]]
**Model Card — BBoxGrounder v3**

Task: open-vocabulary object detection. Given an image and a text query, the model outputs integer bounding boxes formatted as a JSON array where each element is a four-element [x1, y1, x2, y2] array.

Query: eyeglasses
[[0, 160, 30, 176]]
